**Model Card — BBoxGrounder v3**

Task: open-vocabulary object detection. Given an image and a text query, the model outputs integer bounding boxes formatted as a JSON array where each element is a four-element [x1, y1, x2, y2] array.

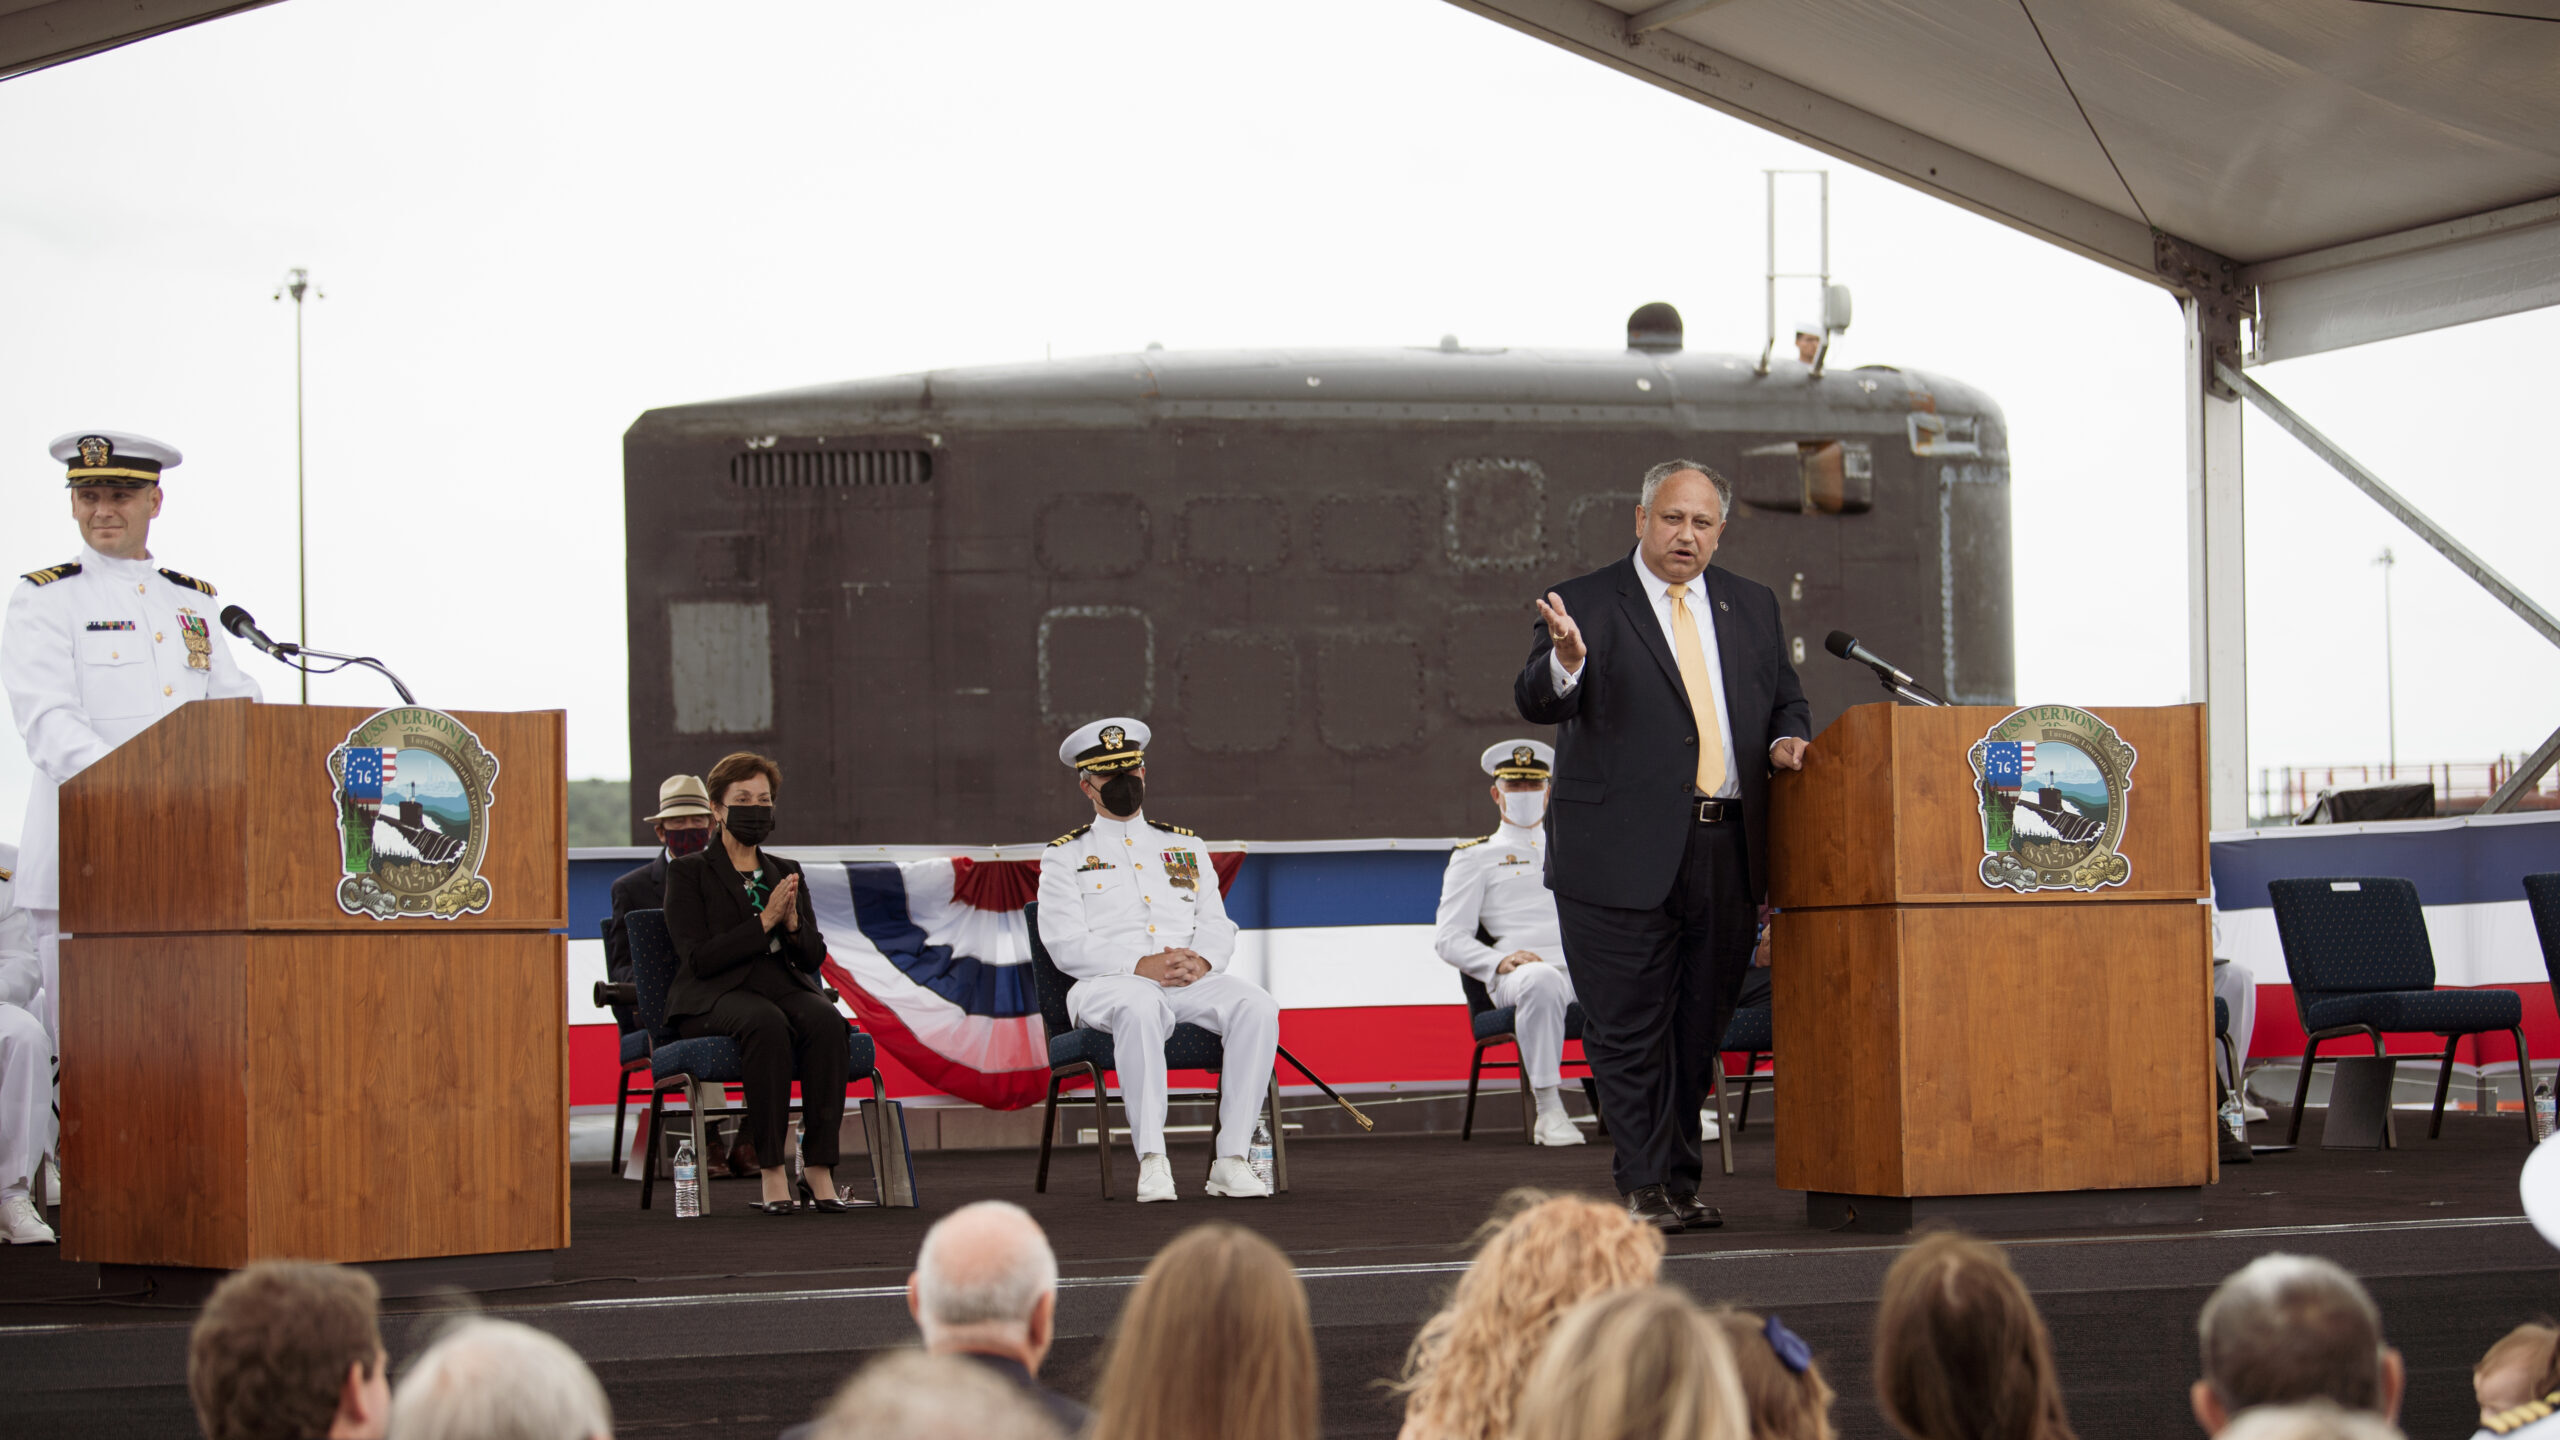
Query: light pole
[[273, 267, 321, 703], [2375, 546, 2397, 775]]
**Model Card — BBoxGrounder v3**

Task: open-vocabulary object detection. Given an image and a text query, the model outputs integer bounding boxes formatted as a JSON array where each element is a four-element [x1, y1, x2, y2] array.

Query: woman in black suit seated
[[662, 751, 854, 1214]]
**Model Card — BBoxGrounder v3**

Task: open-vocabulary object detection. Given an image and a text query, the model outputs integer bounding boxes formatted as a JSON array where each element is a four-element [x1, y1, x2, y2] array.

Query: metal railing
[[2254, 757, 2560, 823]]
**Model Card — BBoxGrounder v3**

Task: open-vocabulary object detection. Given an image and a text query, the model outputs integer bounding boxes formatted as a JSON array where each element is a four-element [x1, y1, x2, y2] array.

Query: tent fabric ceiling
[[1452, 0, 2560, 355], [0, 0, 276, 83]]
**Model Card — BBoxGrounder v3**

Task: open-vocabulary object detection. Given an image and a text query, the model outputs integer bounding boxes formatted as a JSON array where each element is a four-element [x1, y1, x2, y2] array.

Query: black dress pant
[[677, 960, 850, 1168], [1556, 816, 1755, 1195]]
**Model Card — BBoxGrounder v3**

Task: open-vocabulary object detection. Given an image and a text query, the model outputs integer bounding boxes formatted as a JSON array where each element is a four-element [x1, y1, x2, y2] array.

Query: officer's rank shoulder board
[[21, 561, 79, 586]]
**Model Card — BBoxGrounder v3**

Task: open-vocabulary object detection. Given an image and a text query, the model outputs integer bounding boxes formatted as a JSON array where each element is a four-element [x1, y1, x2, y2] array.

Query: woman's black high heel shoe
[[750, 1190, 798, 1215], [799, 1178, 854, 1213]]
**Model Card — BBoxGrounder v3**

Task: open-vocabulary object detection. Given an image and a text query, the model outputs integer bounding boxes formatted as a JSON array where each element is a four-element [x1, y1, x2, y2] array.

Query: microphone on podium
[[219, 605, 292, 658], [1823, 630, 1946, 707]]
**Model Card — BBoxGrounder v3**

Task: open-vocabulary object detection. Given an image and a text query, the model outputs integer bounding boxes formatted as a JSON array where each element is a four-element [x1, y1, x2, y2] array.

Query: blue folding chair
[[599, 917, 653, 1175], [626, 907, 898, 1209], [2525, 874, 2560, 1021], [1457, 971, 1601, 1143], [2269, 877, 2537, 1148], [1023, 901, 1286, 1198]]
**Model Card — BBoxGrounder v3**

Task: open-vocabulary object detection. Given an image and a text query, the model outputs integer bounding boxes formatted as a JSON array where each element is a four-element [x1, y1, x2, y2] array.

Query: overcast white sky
[[2, 0, 2554, 839]]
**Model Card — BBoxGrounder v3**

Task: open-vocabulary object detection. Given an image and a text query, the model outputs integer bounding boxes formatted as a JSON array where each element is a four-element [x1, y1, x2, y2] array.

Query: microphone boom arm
[[266, 644, 419, 706]]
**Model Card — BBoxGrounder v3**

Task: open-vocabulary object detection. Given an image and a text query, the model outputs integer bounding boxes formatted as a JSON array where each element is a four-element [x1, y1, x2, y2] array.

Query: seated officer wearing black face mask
[[661, 750, 852, 1214]]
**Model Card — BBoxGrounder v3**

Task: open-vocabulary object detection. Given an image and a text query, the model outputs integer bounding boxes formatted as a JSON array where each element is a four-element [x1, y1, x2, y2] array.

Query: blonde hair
[[1091, 1224, 1316, 1440], [1510, 1286, 1748, 1440], [1874, 1232, 2075, 1440], [1710, 1307, 1837, 1440], [1396, 1190, 1666, 1440]]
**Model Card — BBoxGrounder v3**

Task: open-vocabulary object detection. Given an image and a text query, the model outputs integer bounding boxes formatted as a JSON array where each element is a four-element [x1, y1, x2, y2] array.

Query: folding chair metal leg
[[610, 1072, 633, 1176], [1089, 1064, 1114, 1200], [1036, 1073, 1064, 1193], [1714, 1062, 1735, 1177], [688, 1080, 717, 1200], [640, 1087, 667, 1210], [1462, 1044, 1488, 1141], [2517, 1027, 2541, 1146], [2429, 1034, 2460, 1138], [1513, 1047, 1536, 1144], [1737, 1056, 1762, 1134], [1266, 1066, 1289, 1193], [2286, 1036, 2323, 1145]]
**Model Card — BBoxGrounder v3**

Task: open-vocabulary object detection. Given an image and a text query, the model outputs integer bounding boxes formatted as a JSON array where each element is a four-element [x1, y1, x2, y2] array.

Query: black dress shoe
[[1667, 1191, 1723, 1229], [1625, 1185, 1685, 1233]]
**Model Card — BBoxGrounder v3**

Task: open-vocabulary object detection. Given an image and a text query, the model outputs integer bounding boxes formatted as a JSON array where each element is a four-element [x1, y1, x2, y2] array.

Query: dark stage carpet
[[1, 1105, 2551, 1439]]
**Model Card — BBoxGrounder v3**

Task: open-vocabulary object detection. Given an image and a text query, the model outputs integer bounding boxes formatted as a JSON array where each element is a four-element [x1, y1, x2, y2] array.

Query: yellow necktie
[[1668, 585, 1727, 796]]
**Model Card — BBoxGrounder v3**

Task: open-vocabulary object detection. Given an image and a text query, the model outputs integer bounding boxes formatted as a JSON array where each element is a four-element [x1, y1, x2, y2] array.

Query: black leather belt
[[1693, 797, 1736, 823]]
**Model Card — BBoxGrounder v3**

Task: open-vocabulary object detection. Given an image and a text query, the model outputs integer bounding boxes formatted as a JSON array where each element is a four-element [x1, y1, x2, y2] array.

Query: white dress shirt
[[1550, 548, 1742, 799], [1434, 821, 1569, 984], [2, 543, 263, 909], [1035, 810, 1239, 980]]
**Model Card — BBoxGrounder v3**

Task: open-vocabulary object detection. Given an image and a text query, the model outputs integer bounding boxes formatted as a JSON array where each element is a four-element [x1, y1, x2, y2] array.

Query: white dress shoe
[[1204, 1155, 1270, 1198], [2242, 1100, 2269, 1123], [1700, 1107, 1722, 1143], [0, 1194, 56, 1245], [1135, 1152, 1176, 1203], [1533, 1110, 1587, 1146]]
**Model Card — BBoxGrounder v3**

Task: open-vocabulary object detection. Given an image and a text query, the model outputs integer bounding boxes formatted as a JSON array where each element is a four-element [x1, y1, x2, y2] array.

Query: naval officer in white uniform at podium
[[1, 431, 261, 1040]]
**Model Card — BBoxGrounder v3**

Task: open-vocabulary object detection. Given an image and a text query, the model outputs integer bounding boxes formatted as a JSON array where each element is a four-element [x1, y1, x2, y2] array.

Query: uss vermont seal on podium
[[327, 707, 501, 919], [1968, 704, 2137, 894]]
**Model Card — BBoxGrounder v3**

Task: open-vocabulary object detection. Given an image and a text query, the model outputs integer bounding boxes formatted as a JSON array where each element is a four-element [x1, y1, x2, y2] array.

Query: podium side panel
[[1768, 703, 1897, 911], [244, 932, 569, 1262], [1771, 907, 1906, 1195], [247, 707, 568, 930], [1899, 901, 2212, 1195], [1892, 705, 2209, 903], [60, 935, 250, 1267], [59, 698, 252, 936]]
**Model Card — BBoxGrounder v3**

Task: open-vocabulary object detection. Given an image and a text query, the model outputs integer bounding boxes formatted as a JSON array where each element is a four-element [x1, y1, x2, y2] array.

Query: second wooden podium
[[1767, 702, 2214, 1229], [56, 698, 568, 1278]]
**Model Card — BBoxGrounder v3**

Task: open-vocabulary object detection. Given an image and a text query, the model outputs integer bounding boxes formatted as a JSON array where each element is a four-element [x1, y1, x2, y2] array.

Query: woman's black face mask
[[1096, 771, 1143, 818], [723, 805, 775, 847]]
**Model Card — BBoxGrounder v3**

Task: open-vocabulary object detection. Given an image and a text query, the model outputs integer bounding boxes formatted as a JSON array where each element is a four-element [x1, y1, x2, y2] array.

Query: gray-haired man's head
[[2190, 1255, 2403, 1434], [907, 1201, 1061, 1372]]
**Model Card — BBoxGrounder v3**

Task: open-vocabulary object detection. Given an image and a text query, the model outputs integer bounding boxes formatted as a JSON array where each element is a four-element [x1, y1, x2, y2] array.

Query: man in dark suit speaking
[[1516, 459, 1810, 1232]]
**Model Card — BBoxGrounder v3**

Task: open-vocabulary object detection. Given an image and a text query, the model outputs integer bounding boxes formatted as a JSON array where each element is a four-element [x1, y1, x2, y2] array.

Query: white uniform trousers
[[1069, 972, 1280, 1159], [0, 1003, 51, 1199], [1491, 960, 1577, 1091], [30, 911, 56, 1043], [2213, 959, 2256, 1090]]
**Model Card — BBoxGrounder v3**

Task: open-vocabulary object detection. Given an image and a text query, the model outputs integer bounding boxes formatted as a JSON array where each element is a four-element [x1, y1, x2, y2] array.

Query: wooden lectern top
[[59, 698, 566, 935], [1768, 702, 2209, 910]]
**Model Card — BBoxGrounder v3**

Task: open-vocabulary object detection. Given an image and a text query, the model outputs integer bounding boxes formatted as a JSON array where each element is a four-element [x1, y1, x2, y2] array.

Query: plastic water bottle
[[788, 1121, 806, 1190], [2536, 1079, 2555, 1139], [673, 1138, 701, 1218], [1249, 1119, 1275, 1192], [2221, 1087, 2247, 1144]]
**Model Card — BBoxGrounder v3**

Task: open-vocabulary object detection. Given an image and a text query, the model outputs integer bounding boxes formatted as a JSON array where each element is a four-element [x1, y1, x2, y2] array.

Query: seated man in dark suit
[[605, 773, 717, 995]]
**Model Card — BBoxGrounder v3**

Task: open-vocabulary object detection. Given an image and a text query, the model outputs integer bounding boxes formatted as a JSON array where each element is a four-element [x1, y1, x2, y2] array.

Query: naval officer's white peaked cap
[[1793, 319, 1824, 339], [1481, 739, 1555, 779], [48, 430, 182, 487], [1059, 717, 1150, 772]]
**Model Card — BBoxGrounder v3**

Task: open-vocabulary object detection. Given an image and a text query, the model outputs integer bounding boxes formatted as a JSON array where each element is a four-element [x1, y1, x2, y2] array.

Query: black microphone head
[[1824, 630, 1857, 659], [219, 604, 254, 637]]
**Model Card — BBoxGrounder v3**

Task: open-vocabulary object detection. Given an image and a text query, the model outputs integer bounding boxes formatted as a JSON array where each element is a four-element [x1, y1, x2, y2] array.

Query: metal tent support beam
[[2186, 304, 2248, 830], [2214, 360, 2560, 814]]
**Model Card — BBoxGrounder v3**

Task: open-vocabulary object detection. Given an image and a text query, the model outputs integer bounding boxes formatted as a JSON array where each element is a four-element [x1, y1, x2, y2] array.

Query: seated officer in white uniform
[[1034, 718, 1278, 1204], [2, 431, 261, 1040], [1435, 740, 1588, 1148], [0, 844, 54, 1244]]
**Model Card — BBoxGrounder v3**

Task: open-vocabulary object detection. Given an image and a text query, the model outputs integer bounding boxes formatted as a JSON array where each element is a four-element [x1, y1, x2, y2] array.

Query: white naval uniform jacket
[[1433, 822, 1570, 985], [1035, 812, 1237, 1018], [1, 545, 262, 910]]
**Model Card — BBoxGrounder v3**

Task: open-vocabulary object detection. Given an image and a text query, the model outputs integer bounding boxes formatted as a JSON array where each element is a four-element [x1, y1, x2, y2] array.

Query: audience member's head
[[811, 1349, 1061, 1440], [2190, 1254, 2403, 1433], [2475, 1323, 2557, 1422], [1396, 1189, 1665, 1440], [1091, 1223, 1315, 1440], [390, 1319, 613, 1440], [1511, 1285, 1748, 1440], [187, 1261, 389, 1440], [1873, 1230, 2076, 1440], [908, 1200, 1062, 1372], [1712, 1306, 1838, 1440], [645, 774, 716, 856], [2215, 1401, 2405, 1440]]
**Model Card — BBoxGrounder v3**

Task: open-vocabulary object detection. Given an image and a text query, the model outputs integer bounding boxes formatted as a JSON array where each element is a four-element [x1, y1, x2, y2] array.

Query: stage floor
[[2, 1104, 2550, 1439]]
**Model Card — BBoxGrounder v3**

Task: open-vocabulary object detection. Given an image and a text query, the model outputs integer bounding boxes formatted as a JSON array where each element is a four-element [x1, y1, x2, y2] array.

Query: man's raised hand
[[1534, 591, 1586, 669]]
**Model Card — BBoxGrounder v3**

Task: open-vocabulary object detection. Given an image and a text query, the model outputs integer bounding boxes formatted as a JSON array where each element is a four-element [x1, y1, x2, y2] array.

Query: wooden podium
[[56, 698, 569, 1276], [1767, 703, 2214, 1229]]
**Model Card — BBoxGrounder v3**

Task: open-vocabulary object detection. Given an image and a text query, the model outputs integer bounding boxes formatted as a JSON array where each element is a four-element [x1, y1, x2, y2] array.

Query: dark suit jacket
[[1515, 555, 1810, 910], [662, 844, 826, 1025], [604, 853, 667, 987]]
